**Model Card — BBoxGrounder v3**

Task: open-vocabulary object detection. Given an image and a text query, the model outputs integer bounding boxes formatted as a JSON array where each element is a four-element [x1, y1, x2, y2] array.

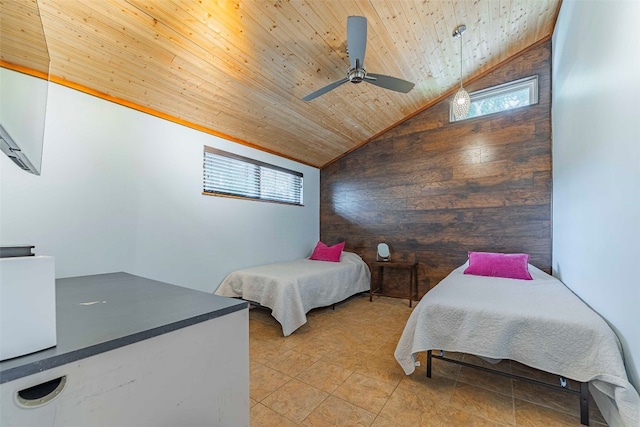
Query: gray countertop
[[0, 272, 247, 384]]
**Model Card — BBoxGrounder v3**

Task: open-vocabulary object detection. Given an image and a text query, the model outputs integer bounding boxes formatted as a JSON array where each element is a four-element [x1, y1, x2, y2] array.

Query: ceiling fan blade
[[302, 78, 349, 101], [365, 73, 415, 93], [347, 16, 367, 70]]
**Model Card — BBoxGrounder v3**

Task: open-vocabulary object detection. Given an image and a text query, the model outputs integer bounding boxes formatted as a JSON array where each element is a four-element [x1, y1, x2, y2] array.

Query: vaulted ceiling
[[1, 0, 560, 168]]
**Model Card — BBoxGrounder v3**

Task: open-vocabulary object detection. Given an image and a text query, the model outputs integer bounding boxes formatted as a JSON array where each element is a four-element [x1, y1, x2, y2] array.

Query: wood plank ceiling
[[0, 0, 560, 168]]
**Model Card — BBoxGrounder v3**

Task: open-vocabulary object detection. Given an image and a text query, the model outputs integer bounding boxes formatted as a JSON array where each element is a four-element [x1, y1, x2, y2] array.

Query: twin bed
[[395, 261, 640, 427], [215, 251, 370, 336]]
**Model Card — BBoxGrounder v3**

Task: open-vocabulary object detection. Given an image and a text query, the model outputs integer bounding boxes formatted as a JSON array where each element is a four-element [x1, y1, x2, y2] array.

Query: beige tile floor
[[249, 294, 607, 427]]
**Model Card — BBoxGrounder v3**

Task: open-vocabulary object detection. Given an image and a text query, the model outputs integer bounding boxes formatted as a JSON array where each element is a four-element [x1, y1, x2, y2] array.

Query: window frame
[[203, 146, 304, 206], [450, 75, 539, 123]]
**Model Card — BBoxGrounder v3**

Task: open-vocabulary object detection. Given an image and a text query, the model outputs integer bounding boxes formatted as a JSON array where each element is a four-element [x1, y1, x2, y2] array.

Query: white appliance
[[0, 256, 56, 361]]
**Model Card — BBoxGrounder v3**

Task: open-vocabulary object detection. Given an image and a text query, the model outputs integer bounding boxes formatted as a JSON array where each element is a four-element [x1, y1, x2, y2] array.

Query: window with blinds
[[203, 146, 303, 206]]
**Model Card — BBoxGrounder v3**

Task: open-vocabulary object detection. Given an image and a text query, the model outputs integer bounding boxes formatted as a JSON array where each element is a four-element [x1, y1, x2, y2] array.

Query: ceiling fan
[[302, 16, 415, 102]]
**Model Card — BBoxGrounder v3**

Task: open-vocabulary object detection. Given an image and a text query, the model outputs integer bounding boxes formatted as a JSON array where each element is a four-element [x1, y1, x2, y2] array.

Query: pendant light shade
[[452, 87, 470, 119], [452, 25, 470, 120]]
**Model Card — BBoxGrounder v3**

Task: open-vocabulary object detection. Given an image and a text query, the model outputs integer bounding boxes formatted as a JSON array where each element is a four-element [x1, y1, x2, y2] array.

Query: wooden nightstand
[[370, 261, 418, 307]]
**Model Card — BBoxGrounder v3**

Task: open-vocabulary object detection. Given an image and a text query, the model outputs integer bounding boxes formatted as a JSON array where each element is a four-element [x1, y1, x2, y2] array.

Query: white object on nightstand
[[377, 242, 390, 261]]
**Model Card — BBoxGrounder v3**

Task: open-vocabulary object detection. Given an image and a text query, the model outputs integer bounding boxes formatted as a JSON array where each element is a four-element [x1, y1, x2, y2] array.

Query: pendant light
[[452, 25, 470, 120]]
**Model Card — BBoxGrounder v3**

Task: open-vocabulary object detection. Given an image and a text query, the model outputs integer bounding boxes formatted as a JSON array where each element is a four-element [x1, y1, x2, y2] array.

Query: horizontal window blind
[[203, 146, 303, 206]]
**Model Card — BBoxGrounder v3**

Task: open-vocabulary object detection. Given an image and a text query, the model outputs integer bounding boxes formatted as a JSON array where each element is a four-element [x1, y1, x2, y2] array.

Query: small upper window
[[203, 146, 303, 206], [450, 75, 538, 122]]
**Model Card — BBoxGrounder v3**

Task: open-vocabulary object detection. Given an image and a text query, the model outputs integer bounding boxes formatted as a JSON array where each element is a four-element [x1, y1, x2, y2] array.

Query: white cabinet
[[0, 273, 249, 427], [1, 309, 249, 426]]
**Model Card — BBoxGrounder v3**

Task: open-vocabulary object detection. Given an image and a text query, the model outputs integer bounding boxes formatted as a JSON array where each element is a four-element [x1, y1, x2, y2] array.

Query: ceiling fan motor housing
[[347, 67, 366, 83]]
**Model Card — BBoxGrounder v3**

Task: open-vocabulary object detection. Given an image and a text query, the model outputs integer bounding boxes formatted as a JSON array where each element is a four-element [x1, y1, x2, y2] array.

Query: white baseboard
[[590, 383, 624, 427]]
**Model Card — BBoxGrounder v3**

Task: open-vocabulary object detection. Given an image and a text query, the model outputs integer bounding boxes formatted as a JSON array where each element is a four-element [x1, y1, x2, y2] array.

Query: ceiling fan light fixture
[[452, 24, 470, 120]]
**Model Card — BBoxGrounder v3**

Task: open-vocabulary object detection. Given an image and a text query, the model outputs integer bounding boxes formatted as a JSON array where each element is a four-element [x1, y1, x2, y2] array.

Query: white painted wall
[[552, 0, 640, 395], [1, 72, 138, 277], [127, 107, 320, 291], [0, 77, 320, 292]]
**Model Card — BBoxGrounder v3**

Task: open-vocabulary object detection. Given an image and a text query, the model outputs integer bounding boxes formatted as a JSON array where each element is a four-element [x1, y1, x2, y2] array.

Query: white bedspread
[[215, 252, 370, 336], [395, 263, 640, 427]]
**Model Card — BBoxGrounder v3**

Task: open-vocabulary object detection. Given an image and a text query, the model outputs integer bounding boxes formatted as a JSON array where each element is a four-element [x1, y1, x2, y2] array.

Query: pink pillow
[[463, 251, 533, 280], [309, 241, 345, 262]]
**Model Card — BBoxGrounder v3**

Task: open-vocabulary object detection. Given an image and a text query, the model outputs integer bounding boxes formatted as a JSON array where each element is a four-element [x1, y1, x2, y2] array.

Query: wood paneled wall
[[320, 40, 552, 299]]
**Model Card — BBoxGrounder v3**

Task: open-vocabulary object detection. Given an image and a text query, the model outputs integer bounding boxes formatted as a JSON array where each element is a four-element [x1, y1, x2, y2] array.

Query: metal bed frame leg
[[580, 382, 589, 426], [426, 350, 590, 425]]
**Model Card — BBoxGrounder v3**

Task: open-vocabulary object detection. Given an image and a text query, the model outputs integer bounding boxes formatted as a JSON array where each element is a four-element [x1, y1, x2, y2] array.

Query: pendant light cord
[[459, 32, 463, 89]]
